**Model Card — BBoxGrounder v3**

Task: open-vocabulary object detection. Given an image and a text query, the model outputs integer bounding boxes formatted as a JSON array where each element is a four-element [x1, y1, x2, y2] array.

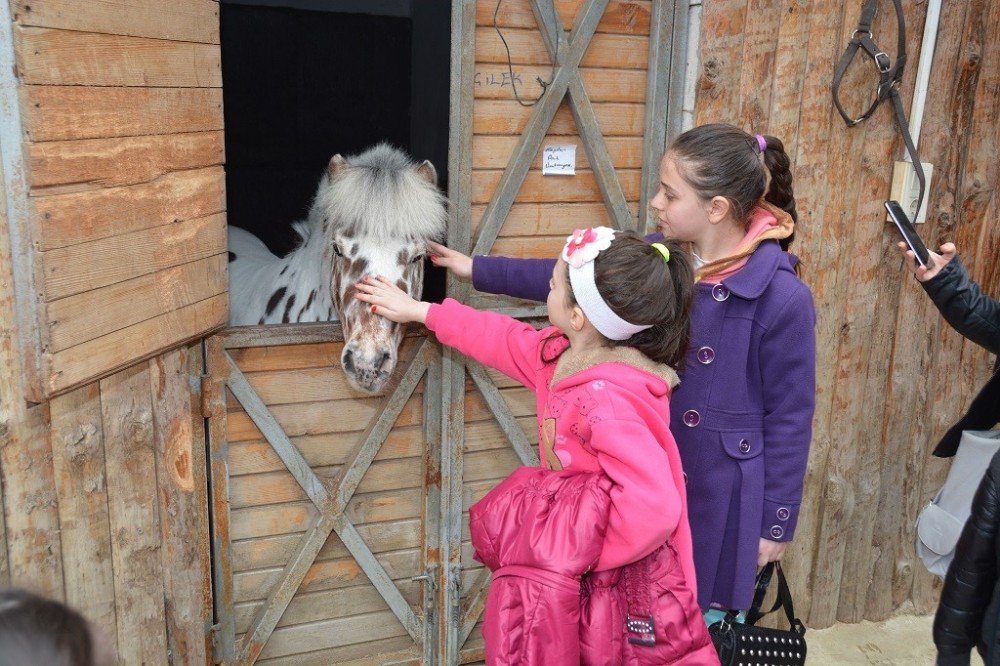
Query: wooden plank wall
[[692, 0, 1000, 628], [0, 196, 213, 666], [471, 0, 653, 262], [8, 0, 227, 397], [223, 338, 433, 664]]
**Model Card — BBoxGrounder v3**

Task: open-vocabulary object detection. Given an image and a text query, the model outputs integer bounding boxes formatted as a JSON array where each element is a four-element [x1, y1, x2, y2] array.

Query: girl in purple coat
[[429, 123, 817, 622]]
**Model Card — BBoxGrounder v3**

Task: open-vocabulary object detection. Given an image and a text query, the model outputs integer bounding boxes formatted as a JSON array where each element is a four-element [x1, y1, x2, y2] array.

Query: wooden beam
[[225, 354, 333, 510], [150, 346, 212, 664], [333, 515, 423, 642], [205, 337, 235, 663], [467, 362, 539, 467], [640, 0, 677, 232], [50, 384, 118, 646], [329, 340, 430, 510], [472, 0, 614, 256], [101, 363, 168, 664], [459, 567, 491, 646], [237, 513, 337, 665]]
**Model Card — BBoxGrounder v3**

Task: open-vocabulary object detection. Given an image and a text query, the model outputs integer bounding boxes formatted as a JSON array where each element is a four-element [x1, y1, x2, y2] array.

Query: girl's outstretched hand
[[428, 241, 473, 280], [355, 276, 431, 324]]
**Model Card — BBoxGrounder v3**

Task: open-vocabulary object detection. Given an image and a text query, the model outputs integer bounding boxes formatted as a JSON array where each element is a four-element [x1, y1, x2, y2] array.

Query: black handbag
[[707, 562, 807, 666]]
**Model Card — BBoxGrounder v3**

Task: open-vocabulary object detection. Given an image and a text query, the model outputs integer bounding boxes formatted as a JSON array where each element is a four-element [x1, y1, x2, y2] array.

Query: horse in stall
[[228, 143, 447, 394]]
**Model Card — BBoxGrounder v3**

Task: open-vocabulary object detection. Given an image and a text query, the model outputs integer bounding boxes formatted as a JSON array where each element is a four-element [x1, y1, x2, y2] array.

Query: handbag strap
[[745, 562, 805, 633]]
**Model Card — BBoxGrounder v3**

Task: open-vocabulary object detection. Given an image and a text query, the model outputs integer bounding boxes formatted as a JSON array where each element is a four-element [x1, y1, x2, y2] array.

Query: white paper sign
[[542, 144, 576, 175]]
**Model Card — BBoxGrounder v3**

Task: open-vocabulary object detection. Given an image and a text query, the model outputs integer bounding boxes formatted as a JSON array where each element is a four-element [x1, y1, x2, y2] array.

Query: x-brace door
[[205, 330, 442, 665]]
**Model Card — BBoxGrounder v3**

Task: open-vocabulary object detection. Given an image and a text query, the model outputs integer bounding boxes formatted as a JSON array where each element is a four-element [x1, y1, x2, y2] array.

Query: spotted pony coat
[[228, 143, 447, 393]]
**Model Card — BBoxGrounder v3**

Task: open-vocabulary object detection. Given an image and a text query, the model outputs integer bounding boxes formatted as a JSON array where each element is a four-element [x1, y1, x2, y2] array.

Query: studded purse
[[708, 562, 807, 666]]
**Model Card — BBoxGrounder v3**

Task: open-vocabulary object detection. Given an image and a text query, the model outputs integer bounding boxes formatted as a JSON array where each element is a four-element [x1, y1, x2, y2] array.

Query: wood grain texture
[[692, 0, 1000, 628], [11, 0, 220, 43]]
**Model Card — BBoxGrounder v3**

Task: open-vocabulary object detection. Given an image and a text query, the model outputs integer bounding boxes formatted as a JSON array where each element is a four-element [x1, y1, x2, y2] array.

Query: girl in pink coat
[[356, 229, 717, 665]]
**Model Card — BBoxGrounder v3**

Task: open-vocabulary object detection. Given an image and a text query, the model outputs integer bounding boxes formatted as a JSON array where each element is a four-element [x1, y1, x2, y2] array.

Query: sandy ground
[[808, 613, 983, 665]]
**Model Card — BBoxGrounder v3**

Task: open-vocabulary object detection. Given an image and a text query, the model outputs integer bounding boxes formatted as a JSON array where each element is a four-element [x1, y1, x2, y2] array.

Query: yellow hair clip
[[651, 242, 671, 263]]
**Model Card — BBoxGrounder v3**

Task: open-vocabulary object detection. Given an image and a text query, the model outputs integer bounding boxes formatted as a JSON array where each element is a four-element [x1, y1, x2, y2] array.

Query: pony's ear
[[416, 160, 437, 186], [327, 154, 347, 179]]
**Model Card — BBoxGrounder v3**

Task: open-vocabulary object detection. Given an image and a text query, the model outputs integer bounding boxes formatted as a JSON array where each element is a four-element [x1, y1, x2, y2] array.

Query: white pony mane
[[309, 143, 447, 242]]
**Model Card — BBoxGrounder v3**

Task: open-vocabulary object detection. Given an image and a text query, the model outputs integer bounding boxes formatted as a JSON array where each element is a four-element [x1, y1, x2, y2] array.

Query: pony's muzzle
[[341, 343, 395, 394]]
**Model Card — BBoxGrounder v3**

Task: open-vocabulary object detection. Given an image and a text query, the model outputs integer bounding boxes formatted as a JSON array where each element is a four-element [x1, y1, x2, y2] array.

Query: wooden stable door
[[204, 325, 442, 665]]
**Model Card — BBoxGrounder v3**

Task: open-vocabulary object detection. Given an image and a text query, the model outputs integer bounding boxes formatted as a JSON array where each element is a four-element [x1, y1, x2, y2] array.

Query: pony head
[[313, 144, 446, 394]]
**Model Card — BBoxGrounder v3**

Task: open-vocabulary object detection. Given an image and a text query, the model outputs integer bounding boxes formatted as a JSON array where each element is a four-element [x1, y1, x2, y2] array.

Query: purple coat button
[[712, 284, 730, 302], [682, 410, 701, 427], [697, 346, 716, 364], [770, 525, 784, 539], [777, 507, 790, 521], [739, 439, 751, 453]]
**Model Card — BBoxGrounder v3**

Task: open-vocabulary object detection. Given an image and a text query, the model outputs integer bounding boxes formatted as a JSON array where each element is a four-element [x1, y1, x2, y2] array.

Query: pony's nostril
[[378, 352, 392, 373], [343, 350, 356, 374]]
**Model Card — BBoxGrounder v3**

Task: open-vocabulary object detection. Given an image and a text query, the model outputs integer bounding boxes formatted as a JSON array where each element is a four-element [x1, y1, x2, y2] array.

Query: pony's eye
[[410, 254, 425, 264], [332, 243, 343, 257]]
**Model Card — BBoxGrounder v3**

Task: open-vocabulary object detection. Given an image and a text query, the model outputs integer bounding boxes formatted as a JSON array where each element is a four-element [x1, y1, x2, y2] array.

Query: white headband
[[562, 227, 653, 341]]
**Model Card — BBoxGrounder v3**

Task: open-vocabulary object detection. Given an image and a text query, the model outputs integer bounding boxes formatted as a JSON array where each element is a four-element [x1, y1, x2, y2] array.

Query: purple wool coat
[[472, 238, 817, 610]]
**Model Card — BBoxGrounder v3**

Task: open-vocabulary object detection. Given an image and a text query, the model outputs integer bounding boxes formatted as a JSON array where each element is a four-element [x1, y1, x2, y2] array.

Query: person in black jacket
[[899, 241, 1000, 665]]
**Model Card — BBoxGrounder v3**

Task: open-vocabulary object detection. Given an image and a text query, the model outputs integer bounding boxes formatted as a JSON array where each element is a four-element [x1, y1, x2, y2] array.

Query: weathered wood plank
[[774, 0, 857, 626], [206, 336, 236, 662], [46, 253, 227, 351], [150, 346, 212, 664], [229, 457, 424, 509], [735, 0, 782, 133], [48, 293, 227, 395], [226, 355, 334, 510], [230, 489, 424, 543], [472, 168, 642, 204], [101, 362, 168, 664], [49, 384, 118, 646], [226, 394, 424, 442], [467, 363, 538, 467], [228, 416, 530, 477], [11, 0, 220, 43], [471, 201, 638, 235], [255, 636, 416, 666], [235, 547, 423, 606], [333, 516, 423, 642], [14, 26, 222, 87], [476, 0, 651, 36], [693, 0, 747, 125], [490, 235, 571, 259], [41, 210, 225, 304], [22, 85, 224, 142], [474, 64, 646, 102], [235, 582, 422, 635], [475, 26, 649, 69], [27, 131, 225, 193], [256, 610, 412, 661], [227, 342, 342, 373], [474, 99, 645, 136], [238, 514, 337, 664], [232, 519, 424, 573], [34, 166, 225, 251]]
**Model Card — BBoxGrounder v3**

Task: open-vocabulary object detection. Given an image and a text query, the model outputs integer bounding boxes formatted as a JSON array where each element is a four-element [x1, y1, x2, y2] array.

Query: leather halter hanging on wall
[[832, 0, 927, 217]]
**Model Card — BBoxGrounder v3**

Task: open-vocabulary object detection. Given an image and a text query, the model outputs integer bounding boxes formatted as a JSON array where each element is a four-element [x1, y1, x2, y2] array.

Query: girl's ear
[[706, 195, 731, 225], [570, 305, 587, 332]]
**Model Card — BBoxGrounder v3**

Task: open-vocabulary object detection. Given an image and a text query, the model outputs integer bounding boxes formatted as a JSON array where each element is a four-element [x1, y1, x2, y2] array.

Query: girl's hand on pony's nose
[[427, 241, 473, 280], [354, 275, 431, 325]]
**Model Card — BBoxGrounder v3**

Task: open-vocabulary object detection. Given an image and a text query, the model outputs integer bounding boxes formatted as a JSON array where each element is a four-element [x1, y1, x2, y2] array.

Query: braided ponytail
[[760, 135, 798, 250]]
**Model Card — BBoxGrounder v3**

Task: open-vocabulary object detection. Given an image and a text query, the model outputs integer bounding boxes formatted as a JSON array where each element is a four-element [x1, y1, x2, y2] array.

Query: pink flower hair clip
[[561, 227, 615, 269]]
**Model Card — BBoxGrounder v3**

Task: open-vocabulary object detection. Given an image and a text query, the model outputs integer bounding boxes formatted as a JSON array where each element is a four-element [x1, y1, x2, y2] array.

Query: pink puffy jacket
[[470, 466, 719, 666]]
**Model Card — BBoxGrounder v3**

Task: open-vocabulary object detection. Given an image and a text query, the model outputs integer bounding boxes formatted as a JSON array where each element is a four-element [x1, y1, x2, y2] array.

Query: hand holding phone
[[885, 200, 930, 267]]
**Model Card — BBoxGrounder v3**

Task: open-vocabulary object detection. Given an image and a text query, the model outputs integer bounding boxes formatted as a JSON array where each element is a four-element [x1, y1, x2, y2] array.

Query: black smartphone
[[885, 200, 931, 267]]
